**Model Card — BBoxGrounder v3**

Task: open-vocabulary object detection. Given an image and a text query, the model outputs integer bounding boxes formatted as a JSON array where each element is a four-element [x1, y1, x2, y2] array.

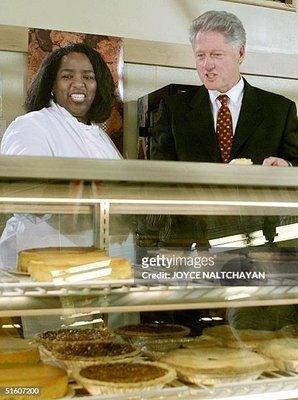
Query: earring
[[51, 91, 54, 98]]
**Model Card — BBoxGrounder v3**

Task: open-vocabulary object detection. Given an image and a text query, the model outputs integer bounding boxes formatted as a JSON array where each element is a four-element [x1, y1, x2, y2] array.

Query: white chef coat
[[0, 101, 139, 337], [1, 100, 122, 159], [0, 101, 122, 268], [0, 102, 139, 335]]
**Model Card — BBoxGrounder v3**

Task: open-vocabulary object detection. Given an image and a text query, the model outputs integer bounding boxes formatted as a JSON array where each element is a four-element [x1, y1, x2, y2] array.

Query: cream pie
[[160, 347, 271, 385], [257, 338, 298, 372], [202, 325, 278, 349], [183, 335, 224, 349]]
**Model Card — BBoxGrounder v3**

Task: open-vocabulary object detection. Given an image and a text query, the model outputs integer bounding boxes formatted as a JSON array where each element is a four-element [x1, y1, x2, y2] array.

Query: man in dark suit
[[143, 11, 298, 332], [148, 10, 298, 246], [144, 9, 298, 248], [151, 11, 298, 166]]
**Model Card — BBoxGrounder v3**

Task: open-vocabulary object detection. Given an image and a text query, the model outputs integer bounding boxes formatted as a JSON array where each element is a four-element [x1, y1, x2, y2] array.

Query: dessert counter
[[1, 325, 297, 400], [0, 156, 297, 400]]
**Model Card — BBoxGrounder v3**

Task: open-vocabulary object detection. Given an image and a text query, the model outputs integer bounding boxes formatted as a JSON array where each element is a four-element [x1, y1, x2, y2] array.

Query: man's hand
[[262, 157, 290, 167]]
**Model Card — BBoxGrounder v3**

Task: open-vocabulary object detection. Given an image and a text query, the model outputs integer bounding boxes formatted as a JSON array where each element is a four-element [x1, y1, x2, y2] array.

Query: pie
[[0, 337, 40, 364], [160, 347, 271, 385], [183, 335, 224, 349], [35, 328, 112, 350], [0, 362, 68, 399], [52, 341, 139, 372], [114, 323, 190, 338], [76, 361, 176, 395], [114, 323, 190, 354], [52, 341, 139, 361], [202, 325, 278, 349], [224, 329, 278, 349], [256, 338, 298, 372], [202, 324, 234, 338], [280, 324, 298, 338]]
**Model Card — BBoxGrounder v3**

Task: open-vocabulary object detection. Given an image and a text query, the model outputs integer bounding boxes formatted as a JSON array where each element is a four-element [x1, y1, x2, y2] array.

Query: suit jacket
[[151, 79, 298, 165]]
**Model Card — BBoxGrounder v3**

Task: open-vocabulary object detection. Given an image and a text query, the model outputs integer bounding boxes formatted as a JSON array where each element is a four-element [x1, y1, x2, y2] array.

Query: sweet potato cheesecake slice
[[77, 361, 176, 395], [114, 323, 190, 338], [18, 246, 106, 273]]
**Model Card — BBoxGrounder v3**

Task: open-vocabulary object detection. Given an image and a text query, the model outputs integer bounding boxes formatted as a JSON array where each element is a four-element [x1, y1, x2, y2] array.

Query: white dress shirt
[[208, 77, 244, 135]]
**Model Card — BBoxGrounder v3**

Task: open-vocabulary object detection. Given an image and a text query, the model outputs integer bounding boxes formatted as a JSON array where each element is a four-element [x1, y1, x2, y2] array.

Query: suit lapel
[[185, 87, 221, 161], [231, 80, 264, 158]]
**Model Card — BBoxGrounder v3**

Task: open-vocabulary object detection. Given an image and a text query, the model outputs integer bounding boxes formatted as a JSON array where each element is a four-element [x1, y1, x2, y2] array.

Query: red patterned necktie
[[216, 94, 233, 163]]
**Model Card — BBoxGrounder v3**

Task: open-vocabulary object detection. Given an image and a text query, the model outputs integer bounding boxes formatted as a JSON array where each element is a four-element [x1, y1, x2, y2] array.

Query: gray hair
[[189, 10, 246, 49]]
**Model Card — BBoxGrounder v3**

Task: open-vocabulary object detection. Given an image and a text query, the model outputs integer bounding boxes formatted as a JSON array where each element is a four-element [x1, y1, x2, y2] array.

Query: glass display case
[[0, 155, 297, 400]]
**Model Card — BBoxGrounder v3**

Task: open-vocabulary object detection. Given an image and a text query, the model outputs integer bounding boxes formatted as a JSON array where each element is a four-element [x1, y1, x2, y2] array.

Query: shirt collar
[[208, 76, 244, 105], [49, 99, 73, 119], [49, 100, 96, 127]]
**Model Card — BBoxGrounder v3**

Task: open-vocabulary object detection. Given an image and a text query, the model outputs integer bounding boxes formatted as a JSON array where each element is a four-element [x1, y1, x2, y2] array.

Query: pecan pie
[[76, 361, 176, 395], [114, 323, 190, 338], [114, 323, 190, 353], [53, 341, 138, 361], [51, 341, 139, 372], [35, 328, 112, 350]]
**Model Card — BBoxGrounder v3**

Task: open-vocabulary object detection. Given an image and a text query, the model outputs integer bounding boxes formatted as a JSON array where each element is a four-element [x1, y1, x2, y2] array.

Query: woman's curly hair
[[25, 42, 115, 123]]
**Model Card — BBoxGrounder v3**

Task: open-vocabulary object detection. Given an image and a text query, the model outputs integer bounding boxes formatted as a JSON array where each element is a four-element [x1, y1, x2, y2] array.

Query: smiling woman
[[53, 52, 97, 124], [0, 43, 122, 272], [1, 42, 121, 158]]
